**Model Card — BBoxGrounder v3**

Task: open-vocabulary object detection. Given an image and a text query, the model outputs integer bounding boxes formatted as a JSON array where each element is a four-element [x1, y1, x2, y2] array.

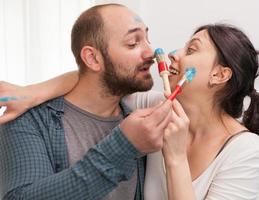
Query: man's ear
[[209, 65, 232, 86], [80, 46, 102, 72]]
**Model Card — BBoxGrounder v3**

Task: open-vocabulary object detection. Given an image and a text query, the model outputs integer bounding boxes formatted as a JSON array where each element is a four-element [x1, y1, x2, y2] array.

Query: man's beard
[[101, 50, 154, 97]]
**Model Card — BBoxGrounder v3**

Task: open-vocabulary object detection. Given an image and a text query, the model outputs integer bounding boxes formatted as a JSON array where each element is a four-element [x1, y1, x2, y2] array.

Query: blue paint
[[0, 96, 18, 102], [185, 67, 197, 82], [169, 49, 178, 55], [134, 15, 143, 23], [154, 48, 164, 55]]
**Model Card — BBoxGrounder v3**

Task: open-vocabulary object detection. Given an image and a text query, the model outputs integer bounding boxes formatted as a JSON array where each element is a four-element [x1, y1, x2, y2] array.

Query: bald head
[[71, 4, 124, 73], [100, 5, 145, 39], [71, 4, 145, 74]]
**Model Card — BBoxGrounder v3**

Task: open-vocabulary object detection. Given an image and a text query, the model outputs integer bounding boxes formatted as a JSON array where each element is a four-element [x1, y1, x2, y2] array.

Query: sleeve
[[0, 113, 141, 200], [123, 90, 165, 110], [205, 136, 259, 200]]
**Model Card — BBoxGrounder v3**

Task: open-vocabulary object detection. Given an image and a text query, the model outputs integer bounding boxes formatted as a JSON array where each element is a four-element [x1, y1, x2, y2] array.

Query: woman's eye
[[186, 47, 195, 55]]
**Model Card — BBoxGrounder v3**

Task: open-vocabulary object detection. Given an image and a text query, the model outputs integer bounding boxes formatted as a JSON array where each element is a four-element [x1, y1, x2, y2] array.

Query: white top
[[123, 90, 166, 110], [124, 91, 259, 200]]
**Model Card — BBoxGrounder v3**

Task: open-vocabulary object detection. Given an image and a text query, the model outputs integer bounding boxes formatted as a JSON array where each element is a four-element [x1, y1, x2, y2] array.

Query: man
[[0, 4, 172, 200]]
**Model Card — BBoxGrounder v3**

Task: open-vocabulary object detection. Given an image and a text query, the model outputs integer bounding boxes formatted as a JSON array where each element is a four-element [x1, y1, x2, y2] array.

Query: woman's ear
[[209, 65, 232, 86], [80, 46, 102, 72]]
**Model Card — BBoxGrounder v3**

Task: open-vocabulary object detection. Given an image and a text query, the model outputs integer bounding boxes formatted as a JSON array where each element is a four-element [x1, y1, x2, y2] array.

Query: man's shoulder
[[31, 96, 65, 113], [1, 96, 65, 130], [24, 96, 64, 119]]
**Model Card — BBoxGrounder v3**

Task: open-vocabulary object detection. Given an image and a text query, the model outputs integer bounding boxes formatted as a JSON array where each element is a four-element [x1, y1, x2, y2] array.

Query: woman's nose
[[167, 49, 182, 75], [168, 48, 184, 63], [168, 50, 178, 63]]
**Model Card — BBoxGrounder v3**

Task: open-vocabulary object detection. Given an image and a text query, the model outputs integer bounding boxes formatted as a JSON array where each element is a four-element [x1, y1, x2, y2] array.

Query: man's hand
[[120, 100, 173, 154]]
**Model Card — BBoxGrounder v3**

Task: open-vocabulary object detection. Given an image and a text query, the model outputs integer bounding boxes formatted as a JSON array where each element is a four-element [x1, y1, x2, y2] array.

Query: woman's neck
[[182, 101, 246, 139]]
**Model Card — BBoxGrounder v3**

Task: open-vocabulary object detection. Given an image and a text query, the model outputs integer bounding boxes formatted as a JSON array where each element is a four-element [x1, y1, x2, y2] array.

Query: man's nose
[[142, 43, 154, 60]]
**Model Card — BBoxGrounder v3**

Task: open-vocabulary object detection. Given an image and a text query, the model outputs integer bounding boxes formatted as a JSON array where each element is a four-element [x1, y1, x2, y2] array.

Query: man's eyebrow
[[124, 27, 149, 37]]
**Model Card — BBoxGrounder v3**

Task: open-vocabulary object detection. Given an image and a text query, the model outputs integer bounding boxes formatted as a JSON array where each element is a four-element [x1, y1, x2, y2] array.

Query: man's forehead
[[101, 6, 146, 35], [134, 15, 144, 23]]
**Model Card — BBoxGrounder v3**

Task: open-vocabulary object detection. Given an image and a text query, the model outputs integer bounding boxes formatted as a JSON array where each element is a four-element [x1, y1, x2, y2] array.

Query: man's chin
[[136, 78, 153, 91]]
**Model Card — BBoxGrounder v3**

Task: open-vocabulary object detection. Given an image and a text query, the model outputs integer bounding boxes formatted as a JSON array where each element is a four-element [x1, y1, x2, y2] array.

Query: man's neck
[[64, 75, 122, 118]]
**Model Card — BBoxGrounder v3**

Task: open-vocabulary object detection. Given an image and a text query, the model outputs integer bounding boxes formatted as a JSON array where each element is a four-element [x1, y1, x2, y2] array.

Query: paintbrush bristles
[[154, 48, 167, 63]]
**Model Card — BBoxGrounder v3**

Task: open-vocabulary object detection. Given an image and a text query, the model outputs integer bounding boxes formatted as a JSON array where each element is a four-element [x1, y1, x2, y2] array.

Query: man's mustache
[[137, 59, 155, 70]]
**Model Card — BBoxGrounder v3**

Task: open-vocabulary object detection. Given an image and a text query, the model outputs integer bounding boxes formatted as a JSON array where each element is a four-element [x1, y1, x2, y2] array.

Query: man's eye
[[128, 43, 137, 48]]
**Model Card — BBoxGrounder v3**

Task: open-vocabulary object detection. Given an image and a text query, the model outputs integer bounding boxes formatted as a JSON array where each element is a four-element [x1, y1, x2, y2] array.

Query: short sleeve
[[205, 133, 259, 200], [123, 90, 164, 110]]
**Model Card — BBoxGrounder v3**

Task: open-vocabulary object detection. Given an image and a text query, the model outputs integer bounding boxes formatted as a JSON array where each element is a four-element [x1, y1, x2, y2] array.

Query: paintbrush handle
[[168, 85, 182, 101]]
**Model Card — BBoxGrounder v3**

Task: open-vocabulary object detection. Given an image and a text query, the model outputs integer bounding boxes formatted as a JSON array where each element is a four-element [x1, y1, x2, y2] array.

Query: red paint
[[158, 62, 169, 73], [168, 85, 182, 101]]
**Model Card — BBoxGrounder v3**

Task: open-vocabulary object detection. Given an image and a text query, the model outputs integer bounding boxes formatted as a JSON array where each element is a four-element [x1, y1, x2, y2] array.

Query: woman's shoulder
[[197, 132, 259, 200], [219, 132, 259, 165], [230, 132, 259, 149]]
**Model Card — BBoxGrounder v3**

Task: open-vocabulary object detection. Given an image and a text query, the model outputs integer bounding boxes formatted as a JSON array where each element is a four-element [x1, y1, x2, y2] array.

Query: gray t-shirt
[[62, 100, 137, 200]]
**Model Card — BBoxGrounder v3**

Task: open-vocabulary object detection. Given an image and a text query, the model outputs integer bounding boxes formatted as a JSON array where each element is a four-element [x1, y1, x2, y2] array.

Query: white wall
[[0, 0, 94, 85], [1, 0, 258, 90], [97, 0, 259, 91]]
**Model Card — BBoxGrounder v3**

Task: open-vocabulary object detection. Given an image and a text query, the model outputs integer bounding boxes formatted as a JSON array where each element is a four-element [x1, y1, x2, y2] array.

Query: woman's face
[[168, 29, 219, 99]]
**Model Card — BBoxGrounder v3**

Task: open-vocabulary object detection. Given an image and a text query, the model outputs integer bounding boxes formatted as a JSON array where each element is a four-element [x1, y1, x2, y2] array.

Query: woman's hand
[[162, 99, 190, 165], [0, 71, 79, 124], [162, 100, 196, 200], [0, 81, 37, 124]]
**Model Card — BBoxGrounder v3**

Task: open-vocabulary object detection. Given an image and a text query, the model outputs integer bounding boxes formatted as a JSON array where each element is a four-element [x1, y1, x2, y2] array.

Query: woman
[[1, 24, 259, 199], [144, 24, 259, 199]]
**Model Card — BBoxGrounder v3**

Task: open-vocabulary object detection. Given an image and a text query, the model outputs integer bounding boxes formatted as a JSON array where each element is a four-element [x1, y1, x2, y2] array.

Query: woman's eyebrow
[[186, 38, 202, 46]]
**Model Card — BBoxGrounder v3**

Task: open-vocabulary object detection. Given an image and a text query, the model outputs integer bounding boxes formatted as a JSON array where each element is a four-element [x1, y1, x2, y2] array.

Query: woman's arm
[[163, 101, 259, 200], [162, 100, 196, 200], [0, 71, 78, 124], [164, 157, 195, 200]]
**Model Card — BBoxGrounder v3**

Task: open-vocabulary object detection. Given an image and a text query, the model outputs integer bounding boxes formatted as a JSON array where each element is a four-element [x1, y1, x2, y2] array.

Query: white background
[[0, 0, 94, 84], [0, 0, 258, 92]]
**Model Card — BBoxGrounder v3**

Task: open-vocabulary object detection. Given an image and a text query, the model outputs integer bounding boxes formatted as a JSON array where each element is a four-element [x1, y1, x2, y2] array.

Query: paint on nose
[[169, 49, 177, 56]]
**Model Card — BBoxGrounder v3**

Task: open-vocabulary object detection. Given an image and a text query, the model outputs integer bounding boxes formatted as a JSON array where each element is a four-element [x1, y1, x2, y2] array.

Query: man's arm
[[0, 71, 78, 124], [0, 100, 173, 200], [0, 112, 140, 200]]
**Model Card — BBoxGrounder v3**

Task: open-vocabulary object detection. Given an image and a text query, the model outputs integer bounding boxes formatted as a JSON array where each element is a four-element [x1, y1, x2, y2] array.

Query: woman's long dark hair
[[194, 24, 259, 134]]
